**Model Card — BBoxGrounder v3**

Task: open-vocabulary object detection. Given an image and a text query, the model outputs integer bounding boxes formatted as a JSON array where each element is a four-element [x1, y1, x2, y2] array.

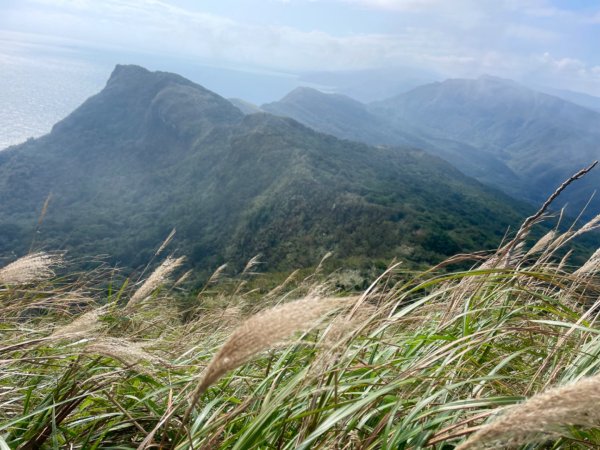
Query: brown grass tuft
[[457, 374, 600, 449]]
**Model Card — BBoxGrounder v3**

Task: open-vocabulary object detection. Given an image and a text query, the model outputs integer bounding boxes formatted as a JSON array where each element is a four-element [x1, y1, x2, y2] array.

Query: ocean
[[0, 34, 111, 150], [0, 32, 326, 151]]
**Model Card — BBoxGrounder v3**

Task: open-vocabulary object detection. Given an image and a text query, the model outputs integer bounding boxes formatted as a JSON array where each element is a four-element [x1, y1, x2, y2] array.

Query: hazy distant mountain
[[0, 65, 529, 273], [228, 98, 262, 115], [299, 67, 438, 102], [259, 76, 600, 217], [262, 87, 419, 147], [371, 75, 600, 214], [536, 86, 600, 113], [262, 86, 523, 189]]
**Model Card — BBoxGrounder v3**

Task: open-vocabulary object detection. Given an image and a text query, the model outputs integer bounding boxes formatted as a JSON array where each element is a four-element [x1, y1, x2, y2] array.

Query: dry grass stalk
[[50, 307, 105, 339], [0, 252, 61, 285], [311, 302, 374, 375], [525, 231, 556, 256], [85, 337, 163, 367], [207, 263, 228, 285], [155, 228, 176, 256], [574, 213, 600, 237], [242, 255, 262, 276], [37, 192, 52, 227], [189, 295, 348, 403], [219, 305, 243, 328], [444, 256, 495, 302], [487, 240, 525, 269], [265, 269, 300, 299], [174, 269, 192, 287], [456, 374, 600, 450], [196, 263, 227, 300], [322, 303, 372, 350], [496, 161, 596, 264], [547, 232, 570, 252], [509, 161, 597, 249], [196, 264, 228, 299], [573, 248, 600, 277], [315, 252, 333, 273], [128, 256, 185, 308], [557, 249, 573, 272]]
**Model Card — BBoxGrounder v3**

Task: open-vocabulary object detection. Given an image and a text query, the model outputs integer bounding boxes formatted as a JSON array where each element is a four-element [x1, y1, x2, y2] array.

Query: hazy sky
[[1, 0, 600, 97]]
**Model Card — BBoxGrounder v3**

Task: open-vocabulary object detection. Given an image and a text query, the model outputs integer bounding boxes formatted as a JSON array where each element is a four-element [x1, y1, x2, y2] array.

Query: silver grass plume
[[574, 213, 600, 237], [174, 269, 192, 287], [196, 263, 228, 299], [242, 255, 262, 276], [128, 256, 185, 308], [573, 248, 600, 277], [525, 231, 556, 256], [265, 269, 300, 299], [155, 228, 176, 256], [50, 307, 105, 339], [187, 295, 347, 410], [85, 337, 163, 367], [456, 374, 600, 450], [0, 252, 61, 285]]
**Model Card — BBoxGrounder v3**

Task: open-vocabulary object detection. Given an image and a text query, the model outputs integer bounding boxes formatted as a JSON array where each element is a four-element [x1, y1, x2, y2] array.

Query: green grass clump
[[1, 213, 600, 449]]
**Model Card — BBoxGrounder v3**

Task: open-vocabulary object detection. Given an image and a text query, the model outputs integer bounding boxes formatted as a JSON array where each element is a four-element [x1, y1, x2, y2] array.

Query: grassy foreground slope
[[1, 209, 600, 449]]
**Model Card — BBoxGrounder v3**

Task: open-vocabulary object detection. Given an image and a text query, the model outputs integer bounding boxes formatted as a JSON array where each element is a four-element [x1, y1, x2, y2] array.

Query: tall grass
[[1, 211, 600, 449]]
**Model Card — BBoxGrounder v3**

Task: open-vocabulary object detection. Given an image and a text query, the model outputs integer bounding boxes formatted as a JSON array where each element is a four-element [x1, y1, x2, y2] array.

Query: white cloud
[[3, 0, 599, 95], [539, 52, 586, 72], [505, 24, 559, 43], [529, 52, 600, 95], [3, 0, 468, 71], [336, 0, 447, 12]]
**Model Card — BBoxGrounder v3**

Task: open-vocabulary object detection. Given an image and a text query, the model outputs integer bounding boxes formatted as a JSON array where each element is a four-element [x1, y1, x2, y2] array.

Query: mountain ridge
[[262, 75, 600, 217], [370, 76, 600, 212], [0, 65, 532, 276], [262, 83, 525, 191]]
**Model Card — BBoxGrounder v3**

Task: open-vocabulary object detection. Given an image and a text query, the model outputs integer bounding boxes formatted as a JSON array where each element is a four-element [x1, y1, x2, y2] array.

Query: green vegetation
[[369, 76, 600, 217], [2, 211, 600, 449], [264, 77, 600, 218], [3, 64, 599, 448]]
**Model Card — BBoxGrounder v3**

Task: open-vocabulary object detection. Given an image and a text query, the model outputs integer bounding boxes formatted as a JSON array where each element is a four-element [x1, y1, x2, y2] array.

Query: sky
[[1, 0, 600, 102]]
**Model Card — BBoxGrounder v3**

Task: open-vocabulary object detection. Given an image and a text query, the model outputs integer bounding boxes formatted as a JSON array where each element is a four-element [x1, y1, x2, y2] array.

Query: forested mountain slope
[[0, 65, 530, 274], [263, 76, 600, 217]]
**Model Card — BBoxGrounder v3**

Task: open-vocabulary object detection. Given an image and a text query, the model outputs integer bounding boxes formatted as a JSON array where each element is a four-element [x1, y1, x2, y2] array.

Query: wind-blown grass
[[456, 373, 600, 449], [1, 214, 600, 449]]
